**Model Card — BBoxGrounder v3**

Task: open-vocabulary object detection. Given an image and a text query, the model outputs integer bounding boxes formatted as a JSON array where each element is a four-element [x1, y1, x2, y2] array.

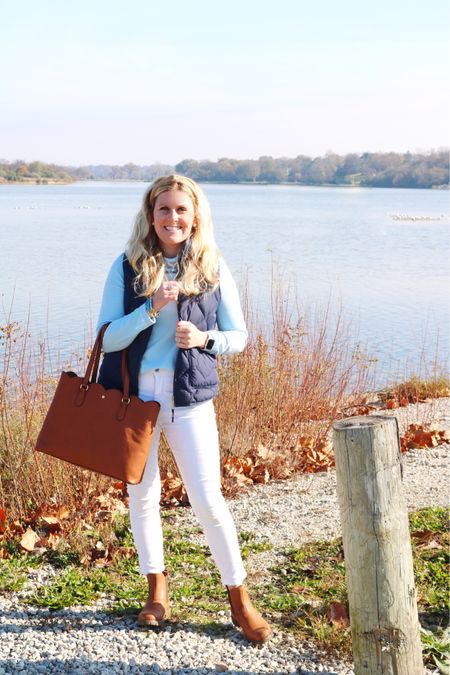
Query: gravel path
[[1, 399, 448, 675]]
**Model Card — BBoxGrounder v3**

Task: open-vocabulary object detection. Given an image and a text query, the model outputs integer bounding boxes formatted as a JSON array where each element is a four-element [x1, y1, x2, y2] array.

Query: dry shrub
[[0, 320, 111, 522], [379, 375, 450, 406], [0, 280, 401, 522], [216, 281, 374, 468]]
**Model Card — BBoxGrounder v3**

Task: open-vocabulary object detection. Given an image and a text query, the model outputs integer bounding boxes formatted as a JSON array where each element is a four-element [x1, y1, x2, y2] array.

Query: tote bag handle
[[80, 323, 130, 400]]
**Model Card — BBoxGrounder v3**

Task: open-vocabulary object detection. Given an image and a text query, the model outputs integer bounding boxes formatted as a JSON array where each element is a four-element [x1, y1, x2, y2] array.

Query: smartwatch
[[204, 334, 215, 350]]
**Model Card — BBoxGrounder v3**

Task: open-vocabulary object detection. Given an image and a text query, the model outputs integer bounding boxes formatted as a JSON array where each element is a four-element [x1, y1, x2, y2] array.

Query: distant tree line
[[0, 160, 74, 183], [174, 151, 448, 188], [1, 151, 448, 188], [0, 160, 172, 184]]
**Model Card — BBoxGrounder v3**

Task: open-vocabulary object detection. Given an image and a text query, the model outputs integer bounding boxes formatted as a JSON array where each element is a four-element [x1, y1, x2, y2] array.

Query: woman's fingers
[[162, 281, 180, 297], [176, 321, 193, 340], [175, 321, 206, 349], [152, 281, 181, 310]]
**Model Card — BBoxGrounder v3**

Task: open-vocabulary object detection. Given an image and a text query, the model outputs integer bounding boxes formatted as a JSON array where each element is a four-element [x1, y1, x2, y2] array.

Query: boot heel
[[137, 571, 170, 628], [227, 585, 272, 644]]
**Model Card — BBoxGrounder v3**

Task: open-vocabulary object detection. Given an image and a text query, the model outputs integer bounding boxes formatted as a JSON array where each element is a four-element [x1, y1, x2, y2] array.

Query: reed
[[0, 320, 111, 521], [215, 280, 374, 473], [0, 283, 445, 524]]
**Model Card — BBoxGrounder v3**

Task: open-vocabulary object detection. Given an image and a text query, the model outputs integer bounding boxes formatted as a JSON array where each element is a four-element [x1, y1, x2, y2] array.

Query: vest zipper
[[172, 297, 182, 423]]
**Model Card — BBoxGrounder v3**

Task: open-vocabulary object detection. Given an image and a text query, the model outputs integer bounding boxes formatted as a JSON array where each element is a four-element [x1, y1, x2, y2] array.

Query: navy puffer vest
[[98, 255, 221, 406]]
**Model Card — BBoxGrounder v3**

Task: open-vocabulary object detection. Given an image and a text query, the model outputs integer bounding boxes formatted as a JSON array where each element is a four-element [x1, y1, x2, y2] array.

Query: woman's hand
[[175, 321, 207, 350], [152, 281, 182, 311]]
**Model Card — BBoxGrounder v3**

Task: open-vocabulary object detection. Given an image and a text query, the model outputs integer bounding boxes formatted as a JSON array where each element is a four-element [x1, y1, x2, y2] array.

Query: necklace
[[164, 257, 180, 280]]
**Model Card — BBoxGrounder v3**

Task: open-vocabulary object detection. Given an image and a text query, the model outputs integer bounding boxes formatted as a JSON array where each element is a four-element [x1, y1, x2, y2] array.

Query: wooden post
[[332, 415, 423, 674]]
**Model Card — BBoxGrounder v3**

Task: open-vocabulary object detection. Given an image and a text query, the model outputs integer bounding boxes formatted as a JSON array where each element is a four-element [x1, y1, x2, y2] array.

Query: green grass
[[261, 538, 351, 655], [263, 507, 449, 663], [0, 553, 42, 593], [28, 567, 112, 610], [409, 506, 448, 533], [409, 507, 449, 627], [158, 527, 224, 624], [2, 522, 227, 624], [420, 626, 450, 673], [0, 507, 448, 666], [239, 530, 273, 560]]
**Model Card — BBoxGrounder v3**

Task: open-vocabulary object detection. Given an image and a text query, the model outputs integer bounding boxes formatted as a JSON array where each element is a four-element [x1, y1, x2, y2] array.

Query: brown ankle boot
[[227, 585, 272, 643], [137, 569, 170, 626]]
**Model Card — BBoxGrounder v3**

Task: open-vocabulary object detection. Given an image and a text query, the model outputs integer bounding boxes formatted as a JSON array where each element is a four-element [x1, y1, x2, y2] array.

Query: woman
[[96, 174, 271, 643]]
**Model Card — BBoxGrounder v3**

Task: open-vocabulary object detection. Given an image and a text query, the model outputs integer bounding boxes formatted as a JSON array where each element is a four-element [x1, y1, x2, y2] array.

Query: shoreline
[[0, 178, 73, 185], [1, 178, 448, 190]]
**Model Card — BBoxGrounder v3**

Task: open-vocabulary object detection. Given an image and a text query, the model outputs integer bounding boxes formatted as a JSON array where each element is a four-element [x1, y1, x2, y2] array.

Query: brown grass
[[378, 375, 450, 404], [0, 319, 111, 521], [0, 283, 446, 525], [216, 281, 374, 461]]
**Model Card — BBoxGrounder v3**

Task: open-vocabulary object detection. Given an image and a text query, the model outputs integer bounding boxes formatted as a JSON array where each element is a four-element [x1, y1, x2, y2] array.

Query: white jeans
[[127, 369, 247, 587]]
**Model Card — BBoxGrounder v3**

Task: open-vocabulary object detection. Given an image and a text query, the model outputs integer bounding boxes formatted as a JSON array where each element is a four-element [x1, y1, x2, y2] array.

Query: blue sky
[[0, 0, 448, 165]]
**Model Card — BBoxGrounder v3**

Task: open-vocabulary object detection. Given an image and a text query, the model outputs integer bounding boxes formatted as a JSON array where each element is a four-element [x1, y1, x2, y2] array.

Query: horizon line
[[2, 147, 449, 167]]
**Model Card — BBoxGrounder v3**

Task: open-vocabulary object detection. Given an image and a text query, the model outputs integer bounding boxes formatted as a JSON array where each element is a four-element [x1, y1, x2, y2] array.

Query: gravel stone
[[1, 398, 447, 674]]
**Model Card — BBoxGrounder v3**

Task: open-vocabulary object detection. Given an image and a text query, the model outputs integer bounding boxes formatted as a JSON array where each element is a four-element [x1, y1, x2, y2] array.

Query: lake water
[[1, 181, 449, 388]]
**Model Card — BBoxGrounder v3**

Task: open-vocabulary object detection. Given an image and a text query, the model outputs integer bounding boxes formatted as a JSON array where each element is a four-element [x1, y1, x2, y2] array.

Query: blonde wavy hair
[[125, 174, 220, 297]]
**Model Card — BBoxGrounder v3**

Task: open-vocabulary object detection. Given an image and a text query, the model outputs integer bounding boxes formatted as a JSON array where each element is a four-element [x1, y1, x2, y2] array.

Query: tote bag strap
[[121, 350, 130, 401], [91, 323, 110, 383], [81, 323, 130, 396]]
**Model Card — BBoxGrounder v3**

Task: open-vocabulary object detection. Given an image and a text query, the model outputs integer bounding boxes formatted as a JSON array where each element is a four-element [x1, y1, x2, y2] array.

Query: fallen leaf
[[160, 472, 188, 504], [401, 422, 449, 452], [93, 557, 112, 567], [411, 530, 434, 544], [292, 585, 307, 594], [326, 602, 350, 628], [37, 532, 61, 549], [47, 532, 61, 548], [299, 435, 314, 449], [114, 546, 135, 559], [386, 399, 398, 409], [250, 465, 270, 484], [255, 444, 274, 461], [408, 423, 421, 431], [94, 510, 112, 522], [10, 520, 24, 535], [411, 530, 443, 550], [270, 460, 292, 480], [355, 405, 371, 415], [422, 540, 443, 551], [411, 430, 435, 448], [20, 528, 40, 552], [57, 506, 71, 520], [40, 516, 62, 532]]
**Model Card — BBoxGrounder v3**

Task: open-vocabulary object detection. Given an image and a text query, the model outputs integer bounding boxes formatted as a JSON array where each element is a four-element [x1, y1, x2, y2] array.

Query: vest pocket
[[188, 350, 219, 388]]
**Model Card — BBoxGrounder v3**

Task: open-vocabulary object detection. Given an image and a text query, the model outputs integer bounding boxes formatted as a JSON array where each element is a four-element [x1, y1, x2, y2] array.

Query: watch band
[[204, 334, 215, 350]]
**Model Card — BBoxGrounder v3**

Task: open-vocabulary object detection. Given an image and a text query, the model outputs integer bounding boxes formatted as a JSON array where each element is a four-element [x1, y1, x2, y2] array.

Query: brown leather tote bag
[[35, 323, 160, 484]]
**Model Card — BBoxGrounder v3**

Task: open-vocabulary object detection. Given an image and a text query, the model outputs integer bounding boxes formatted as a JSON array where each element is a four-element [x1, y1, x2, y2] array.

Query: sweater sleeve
[[96, 254, 155, 353], [205, 258, 248, 355]]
